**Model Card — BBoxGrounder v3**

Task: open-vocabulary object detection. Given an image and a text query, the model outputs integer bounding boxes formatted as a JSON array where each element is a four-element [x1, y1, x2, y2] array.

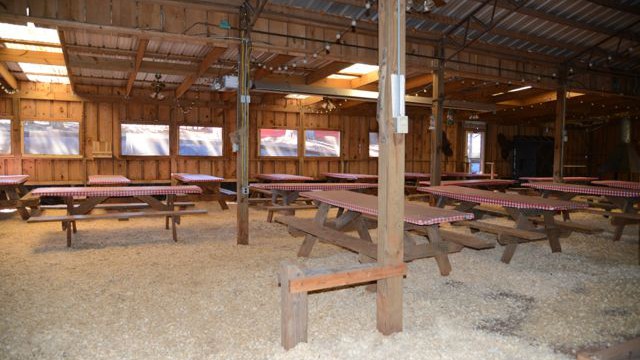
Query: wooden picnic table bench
[[250, 182, 377, 222], [275, 190, 484, 276], [419, 179, 517, 191], [27, 185, 206, 247], [519, 176, 598, 183], [523, 182, 640, 241], [87, 175, 131, 186], [418, 185, 588, 263], [171, 173, 235, 210], [322, 172, 378, 182], [0, 175, 36, 220], [443, 172, 496, 180]]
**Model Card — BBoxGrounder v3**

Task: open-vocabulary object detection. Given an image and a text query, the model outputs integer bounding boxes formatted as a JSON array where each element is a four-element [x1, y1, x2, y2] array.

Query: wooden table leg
[[297, 203, 330, 257], [425, 226, 452, 276], [206, 183, 229, 211], [542, 211, 562, 253], [608, 197, 636, 241], [5, 187, 31, 220]]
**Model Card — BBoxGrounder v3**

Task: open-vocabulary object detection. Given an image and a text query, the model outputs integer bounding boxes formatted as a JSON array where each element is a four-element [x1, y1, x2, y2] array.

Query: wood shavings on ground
[[0, 203, 638, 359]]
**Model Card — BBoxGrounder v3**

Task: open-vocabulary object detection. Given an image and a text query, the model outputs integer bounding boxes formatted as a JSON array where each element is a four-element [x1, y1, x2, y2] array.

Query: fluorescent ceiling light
[[18, 63, 67, 76], [339, 63, 379, 75], [4, 42, 62, 53], [285, 94, 310, 99], [507, 85, 532, 93], [327, 74, 358, 80], [491, 92, 505, 97], [0, 22, 60, 44], [25, 74, 70, 84]]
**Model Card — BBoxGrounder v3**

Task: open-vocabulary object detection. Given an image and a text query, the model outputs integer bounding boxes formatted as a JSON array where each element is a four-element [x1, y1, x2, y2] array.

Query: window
[[121, 124, 169, 156], [259, 128, 298, 157], [369, 132, 379, 158], [466, 131, 485, 174], [179, 126, 223, 156], [304, 130, 340, 157], [0, 119, 10, 154], [23, 120, 80, 156]]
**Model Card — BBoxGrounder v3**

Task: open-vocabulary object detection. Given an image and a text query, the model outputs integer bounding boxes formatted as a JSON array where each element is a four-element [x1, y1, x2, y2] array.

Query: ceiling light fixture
[[150, 73, 166, 100]]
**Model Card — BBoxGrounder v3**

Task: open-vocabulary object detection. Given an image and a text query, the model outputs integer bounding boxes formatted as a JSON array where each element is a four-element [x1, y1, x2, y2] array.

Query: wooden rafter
[[125, 38, 149, 97], [175, 46, 226, 98], [253, 54, 295, 81], [0, 61, 18, 90], [350, 70, 379, 89], [586, 0, 640, 16], [305, 61, 351, 85], [0, 48, 65, 66], [57, 30, 77, 92]]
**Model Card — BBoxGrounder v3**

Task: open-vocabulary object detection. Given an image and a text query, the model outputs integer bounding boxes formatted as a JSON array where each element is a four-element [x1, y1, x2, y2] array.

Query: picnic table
[[27, 185, 206, 247], [172, 173, 234, 210], [250, 182, 377, 222], [87, 175, 131, 186], [275, 190, 494, 276], [323, 172, 378, 182], [520, 176, 598, 183], [255, 174, 315, 182], [523, 182, 640, 241], [419, 179, 516, 191], [418, 185, 588, 263], [0, 175, 35, 220], [592, 180, 640, 190]]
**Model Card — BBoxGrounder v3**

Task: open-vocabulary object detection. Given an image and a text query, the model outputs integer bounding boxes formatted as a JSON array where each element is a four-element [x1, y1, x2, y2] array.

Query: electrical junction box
[[394, 115, 409, 134]]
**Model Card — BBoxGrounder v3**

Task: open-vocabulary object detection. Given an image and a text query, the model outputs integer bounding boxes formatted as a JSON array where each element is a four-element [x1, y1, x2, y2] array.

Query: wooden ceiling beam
[[405, 73, 433, 92], [125, 38, 149, 97], [0, 48, 66, 66], [0, 62, 18, 90], [254, 54, 296, 81], [350, 70, 379, 89], [586, 0, 640, 16], [175, 46, 226, 98], [57, 30, 78, 93], [305, 61, 352, 85]]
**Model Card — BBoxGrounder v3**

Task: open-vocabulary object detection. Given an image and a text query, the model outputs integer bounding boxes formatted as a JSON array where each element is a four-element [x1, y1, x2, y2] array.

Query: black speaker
[[512, 136, 554, 178]]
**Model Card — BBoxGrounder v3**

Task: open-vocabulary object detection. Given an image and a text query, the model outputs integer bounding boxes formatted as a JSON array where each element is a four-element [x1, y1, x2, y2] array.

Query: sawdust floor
[[0, 202, 638, 359]]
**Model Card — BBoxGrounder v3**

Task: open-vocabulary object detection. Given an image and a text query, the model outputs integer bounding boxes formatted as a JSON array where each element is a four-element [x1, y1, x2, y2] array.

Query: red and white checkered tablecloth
[[0, 175, 29, 186], [520, 177, 598, 183], [419, 185, 588, 211], [592, 180, 640, 190], [87, 175, 131, 186], [255, 174, 315, 182], [419, 179, 516, 187], [323, 172, 379, 181], [32, 185, 202, 198], [300, 190, 472, 226], [251, 182, 377, 191], [522, 182, 640, 198], [172, 173, 224, 183]]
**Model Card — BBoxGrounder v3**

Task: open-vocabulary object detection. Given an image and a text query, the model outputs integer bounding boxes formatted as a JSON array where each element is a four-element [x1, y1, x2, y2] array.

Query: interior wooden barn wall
[[4, 82, 625, 182], [0, 82, 472, 182]]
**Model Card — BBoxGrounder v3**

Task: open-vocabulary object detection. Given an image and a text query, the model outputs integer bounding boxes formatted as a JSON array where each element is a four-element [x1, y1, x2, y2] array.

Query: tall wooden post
[[553, 85, 566, 182], [430, 45, 444, 186], [376, 0, 406, 335], [236, 5, 251, 245]]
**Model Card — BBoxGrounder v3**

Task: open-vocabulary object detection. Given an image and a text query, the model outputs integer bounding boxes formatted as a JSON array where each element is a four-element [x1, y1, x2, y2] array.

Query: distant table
[[592, 180, 640, 190], [255, 174, 315, 182], [520, 176, 598, 183], [323, 172, 378, 182], [523, 182, 640, 240], [419, 179, 516, 191], [444, 172, 495, 180], [172, 173, 231, 210], [87, 175, 131, 186], [0, 175, 33, 220], [282, 190, 476, 276], [419, 185, 587, 263], [28, 185, 205, 246]]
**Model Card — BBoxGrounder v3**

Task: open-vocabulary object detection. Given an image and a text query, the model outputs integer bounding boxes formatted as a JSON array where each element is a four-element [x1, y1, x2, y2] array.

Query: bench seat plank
[[27, 209, 207, 223], [454, 220, 546, 240]]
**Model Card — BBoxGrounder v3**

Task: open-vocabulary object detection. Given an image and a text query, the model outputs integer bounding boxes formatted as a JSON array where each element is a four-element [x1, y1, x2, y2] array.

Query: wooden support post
[[236, 5, 251, 245], [376, 0, 406, 336], [553, 85, 566, 182], [430, 45, 444, 186]]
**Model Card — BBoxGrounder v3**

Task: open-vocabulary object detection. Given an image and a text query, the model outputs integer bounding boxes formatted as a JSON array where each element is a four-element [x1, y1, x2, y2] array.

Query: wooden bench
[[266, 204, 317, 222], [404, 224, 495, 250], [28, 209, 207, 246], [279, 261, 406, 350], [40, 201, 195, 211], [454, 220, 547, 241]]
